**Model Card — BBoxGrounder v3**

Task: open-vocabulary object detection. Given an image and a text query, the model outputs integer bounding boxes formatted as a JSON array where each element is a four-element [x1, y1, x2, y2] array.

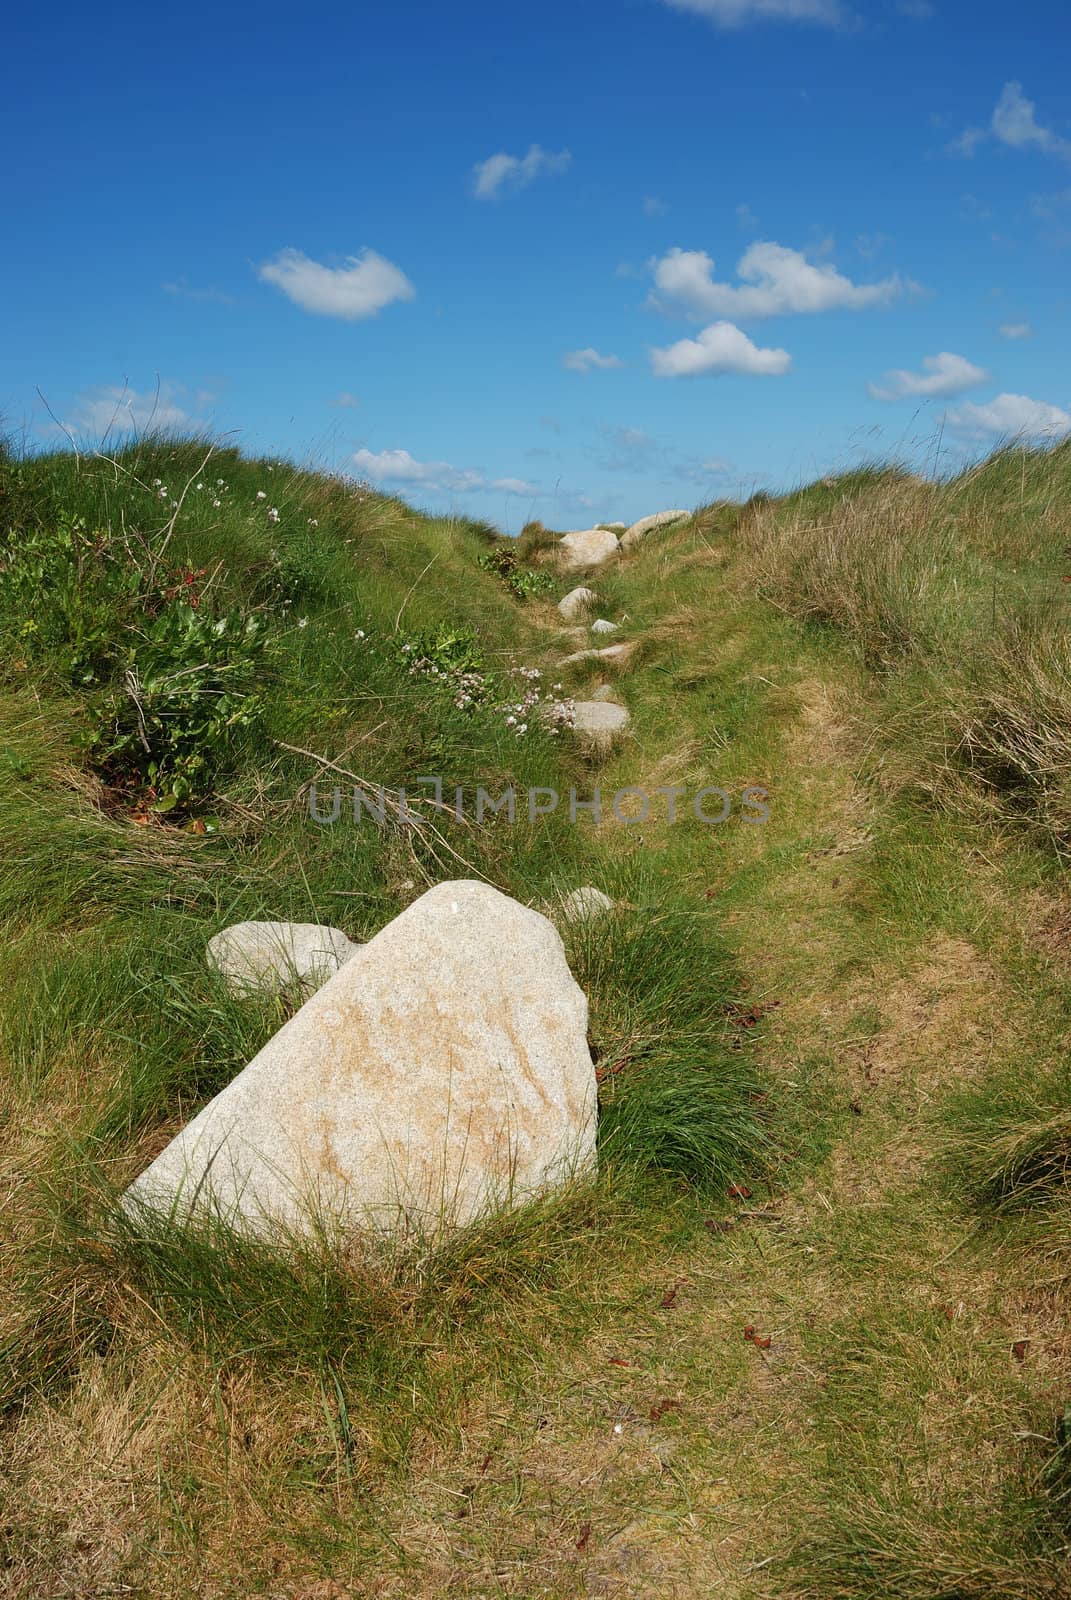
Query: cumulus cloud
[[471, 144, 572, 200], [999, 322, 1032, 340], [951, 82, 1071, 164], [562, 347, 624, 373], [661, 0, 844, 25], [351, 448, 484, 494], [258, 248, 415, 320], [649, 242, 909, 321], [868, 351, 988, 401], [944, 392, 1071, 440], [71, 382, 196, 439], [651, 320, 791, 377]]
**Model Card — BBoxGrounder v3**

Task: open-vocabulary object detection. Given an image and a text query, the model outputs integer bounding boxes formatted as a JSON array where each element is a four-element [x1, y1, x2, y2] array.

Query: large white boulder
[[127, 884, 597, 1237], [558, 585, 597, 621], [558, 528, 620, 570], [620, 510, 689, 551], [208, 921, 359, 997]]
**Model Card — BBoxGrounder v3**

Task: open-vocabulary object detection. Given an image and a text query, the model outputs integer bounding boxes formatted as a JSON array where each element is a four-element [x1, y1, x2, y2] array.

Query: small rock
[[620, 510, 689, 551], [130, 883, 597, 1237], [558, 529, 620, 571], [207, 922, 359, 997], [560, 887, 614, 923], [590, 619, 619, 635], [558, 585, 597, 621], [572, 700, 630, 753], [558, 642, 634, 668]]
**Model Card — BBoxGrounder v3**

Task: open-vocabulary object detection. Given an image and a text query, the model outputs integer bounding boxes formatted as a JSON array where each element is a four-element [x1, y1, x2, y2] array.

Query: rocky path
[[370, 558, 1064, 1598]]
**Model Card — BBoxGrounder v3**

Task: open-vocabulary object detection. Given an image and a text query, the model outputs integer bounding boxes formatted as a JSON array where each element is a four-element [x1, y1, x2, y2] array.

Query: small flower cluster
[[188, 477, 228, 509], [150, 478, 178, 510], [499, 667, 574, 738], [401, 642, 494, 711]]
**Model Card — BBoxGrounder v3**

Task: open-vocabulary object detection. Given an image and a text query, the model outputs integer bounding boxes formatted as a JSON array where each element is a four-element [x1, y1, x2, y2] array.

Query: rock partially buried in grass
[[591, 618, 619, 635], [560, 886, 614, 923], [558, 642, 634, 669], [127, 882, 597, 1237], [620, 510, 689, 551], [558, 585, 597, 621], [558, 528, 620, 571], [572, 700, 630, 753], [207, 921, 360, 998]]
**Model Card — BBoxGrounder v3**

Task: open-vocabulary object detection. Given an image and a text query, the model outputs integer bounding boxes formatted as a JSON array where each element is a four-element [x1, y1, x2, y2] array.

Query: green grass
[[6, 430, 1071, 1596]]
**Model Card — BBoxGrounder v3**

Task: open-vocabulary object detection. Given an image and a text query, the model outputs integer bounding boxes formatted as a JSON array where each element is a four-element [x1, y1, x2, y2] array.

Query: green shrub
[[87, 600, 270, 810], [478, 544, 556, 600]]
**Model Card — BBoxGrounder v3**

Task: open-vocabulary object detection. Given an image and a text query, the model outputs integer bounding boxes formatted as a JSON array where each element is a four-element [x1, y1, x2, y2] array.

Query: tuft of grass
[[567, 887, 770, 1190]]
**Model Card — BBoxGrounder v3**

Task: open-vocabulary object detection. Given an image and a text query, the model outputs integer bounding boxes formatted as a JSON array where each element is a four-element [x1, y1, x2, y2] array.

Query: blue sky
[[3, 0, 1069, 526]]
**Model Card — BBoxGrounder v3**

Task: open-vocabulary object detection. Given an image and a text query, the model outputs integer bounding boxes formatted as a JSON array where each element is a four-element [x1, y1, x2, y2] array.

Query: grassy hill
[[3, 433, 1071, 1598]]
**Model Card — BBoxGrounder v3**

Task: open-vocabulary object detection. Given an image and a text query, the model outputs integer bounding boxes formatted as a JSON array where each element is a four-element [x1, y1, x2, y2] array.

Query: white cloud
[[951, 81, 1071, 164], [662, 0, 843, 25], [471, 144, 572, 200], [651, 320, 791, 377], [351, 450, 544, 499], [351, 448, 484, 494], [643, 195, 669, 217], [868, 351, 988, 401], [562, 347, 624, 373], [649, 242, 909, 321], [992, 81, 1071, 160], [332, 391, 360, 408], [258, 248, 414, 320], [492, 477, 542, 495], [999, 322, 1032, 340], [72, 382, 195, 438], [944, 392, 1071, 440], [677, 455, 735, 484]]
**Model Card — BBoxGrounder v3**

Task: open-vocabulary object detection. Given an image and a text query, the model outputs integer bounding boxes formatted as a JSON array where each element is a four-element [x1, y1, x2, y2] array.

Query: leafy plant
[[479, 544, 556, 600], [398, 622, 495, 709], [87, 601, 269, 809], [0, 515, 140, 684]]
